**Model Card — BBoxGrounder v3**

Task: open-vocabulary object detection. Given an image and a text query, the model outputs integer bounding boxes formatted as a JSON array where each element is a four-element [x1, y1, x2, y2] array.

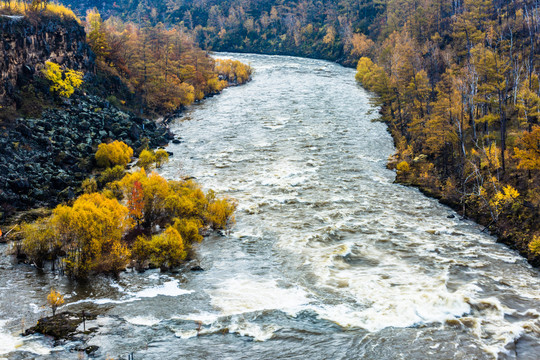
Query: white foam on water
[[131, 280, 193, 298], [68, 279, 193, 306], [227, 320, 280, 341], [0, 320, 51, 356], [174, 312, 221, 325], [277, 235, 475, 331], [174, 329, 199, 339], [0, 320, 21, 356], [172, 312, 280, 341], [68, 297, 138, 306], [124, 316, 161, 326], [275, 219, 540, 357], [312, 287, 471, 332], [207, 277, 311, 316]]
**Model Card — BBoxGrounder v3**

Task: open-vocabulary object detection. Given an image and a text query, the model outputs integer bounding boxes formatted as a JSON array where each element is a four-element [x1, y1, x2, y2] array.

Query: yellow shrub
[[95, 141, 133, 168], [396, 161, 410, 173], [529, 236, 540, 255], [148, 226, 186, 268], [54, 192, 132, 277], [155, 149, 169, 168], [138, 149, 156, 170], [81, 178, 98, 194], [173, 218, 203, 244], [42, 61, 84, 98], [21, 218, 58, 268], [215, 59, 253, 84], [206, 198, 237, 229], [47, 289, 64, 316]]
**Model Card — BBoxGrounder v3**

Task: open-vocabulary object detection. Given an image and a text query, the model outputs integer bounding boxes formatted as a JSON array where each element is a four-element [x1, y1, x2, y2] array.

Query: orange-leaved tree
[[128, 180, 144, 227]]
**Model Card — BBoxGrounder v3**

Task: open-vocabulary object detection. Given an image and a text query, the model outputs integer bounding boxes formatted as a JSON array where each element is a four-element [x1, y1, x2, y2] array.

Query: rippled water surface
[[1, 54, 539, 359]]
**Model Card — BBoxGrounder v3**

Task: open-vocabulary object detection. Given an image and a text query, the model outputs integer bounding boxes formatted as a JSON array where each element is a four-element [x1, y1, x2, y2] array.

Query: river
[[0, 54, 539, 359]]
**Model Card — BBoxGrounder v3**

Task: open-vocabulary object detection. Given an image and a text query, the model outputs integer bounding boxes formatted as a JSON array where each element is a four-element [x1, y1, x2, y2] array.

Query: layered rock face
[[0, 15, 94, 107]]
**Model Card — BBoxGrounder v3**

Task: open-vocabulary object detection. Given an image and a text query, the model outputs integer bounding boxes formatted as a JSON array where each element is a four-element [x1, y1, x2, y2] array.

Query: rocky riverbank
[[0, 95, 174, 224]]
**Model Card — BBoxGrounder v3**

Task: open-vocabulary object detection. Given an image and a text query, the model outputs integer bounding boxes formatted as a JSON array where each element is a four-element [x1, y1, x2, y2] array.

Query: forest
[[354, 0, 540, 265], [60, 0, 386, 66], [84, 8, 252, 115]]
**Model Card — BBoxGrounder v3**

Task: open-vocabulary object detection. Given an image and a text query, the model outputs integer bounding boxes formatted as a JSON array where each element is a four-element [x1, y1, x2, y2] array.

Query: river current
[[0, 54, 539, 359]]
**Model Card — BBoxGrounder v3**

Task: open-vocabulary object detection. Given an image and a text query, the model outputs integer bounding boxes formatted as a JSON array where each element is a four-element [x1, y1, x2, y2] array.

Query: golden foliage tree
[[47, 289, 64, 316], [95, 141, 133, 168], [54, 193, 132, 278], [514, 126, 540, 171], [41, 61, 83, 98]]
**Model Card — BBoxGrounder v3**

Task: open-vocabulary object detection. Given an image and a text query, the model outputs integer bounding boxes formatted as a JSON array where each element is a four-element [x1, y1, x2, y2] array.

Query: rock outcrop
[[0, 15, 94, 107]]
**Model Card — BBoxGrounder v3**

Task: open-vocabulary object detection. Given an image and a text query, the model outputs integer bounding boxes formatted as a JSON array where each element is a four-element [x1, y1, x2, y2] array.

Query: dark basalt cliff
[[0, 15, 94, 107]]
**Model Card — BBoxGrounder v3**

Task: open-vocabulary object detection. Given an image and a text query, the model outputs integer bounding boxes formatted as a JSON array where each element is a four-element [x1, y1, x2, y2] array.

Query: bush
[[98, 165, 125, 187], [81, 178, 98, 194], [95, 141, 133, 168], [215, 59, 253, 84], [173, 218, 203, 244], [47, 289, 64, 316], [155, 149, 169, 168], [206, 198, 237, 229], [42, 61, 83, 98], [148, 227, 186, 269], [138, 149, 156, 170], [396, 161, 410, 173]]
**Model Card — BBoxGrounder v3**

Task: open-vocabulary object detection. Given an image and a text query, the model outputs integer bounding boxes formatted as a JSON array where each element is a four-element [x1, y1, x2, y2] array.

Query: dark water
[[0, 54, 539, 359]]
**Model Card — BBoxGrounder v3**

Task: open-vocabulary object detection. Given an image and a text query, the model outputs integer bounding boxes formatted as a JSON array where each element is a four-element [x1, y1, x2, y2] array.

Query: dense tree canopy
[[83, 10, 252, 114], [354, 0, 539, 263]]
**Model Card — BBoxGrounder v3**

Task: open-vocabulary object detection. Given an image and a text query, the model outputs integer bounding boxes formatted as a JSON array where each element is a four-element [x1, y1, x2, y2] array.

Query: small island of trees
[[19, 141, 236, 279]]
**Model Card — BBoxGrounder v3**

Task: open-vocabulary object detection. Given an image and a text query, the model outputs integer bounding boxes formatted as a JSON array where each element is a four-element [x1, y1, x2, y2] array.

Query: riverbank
[[392, 165, 540, 268]]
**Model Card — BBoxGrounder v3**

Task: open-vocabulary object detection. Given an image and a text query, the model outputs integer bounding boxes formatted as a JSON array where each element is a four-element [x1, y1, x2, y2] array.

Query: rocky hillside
[[0, 94, 173, 223], [0, 15, 94, 108]]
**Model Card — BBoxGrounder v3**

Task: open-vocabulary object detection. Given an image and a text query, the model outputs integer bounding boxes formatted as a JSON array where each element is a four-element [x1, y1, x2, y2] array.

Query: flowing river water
[[1, 54, 539, 359]]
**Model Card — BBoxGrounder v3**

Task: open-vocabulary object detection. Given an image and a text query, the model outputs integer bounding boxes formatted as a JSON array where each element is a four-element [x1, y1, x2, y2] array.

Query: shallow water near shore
[[0, 53, 539, 359]]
